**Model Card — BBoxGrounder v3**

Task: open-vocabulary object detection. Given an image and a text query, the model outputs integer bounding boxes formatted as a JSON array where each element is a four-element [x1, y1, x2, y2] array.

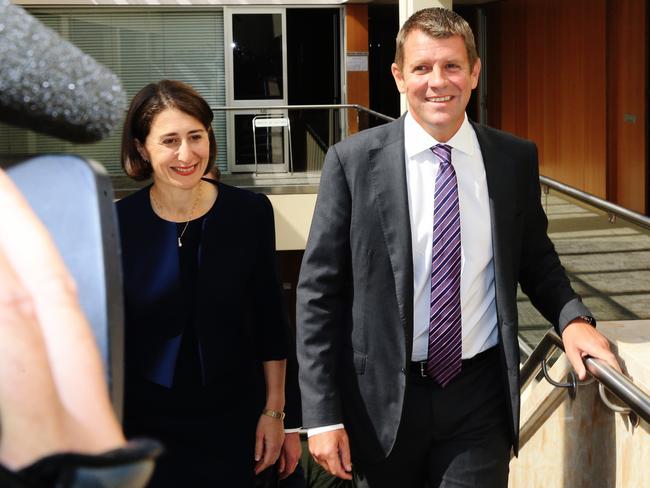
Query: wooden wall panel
[[346, 4, 369, 134], [581, 1, 608, 196], [607, 0, 647, 214], [485, 2, 501, 130], [487, 0, 608, 199]]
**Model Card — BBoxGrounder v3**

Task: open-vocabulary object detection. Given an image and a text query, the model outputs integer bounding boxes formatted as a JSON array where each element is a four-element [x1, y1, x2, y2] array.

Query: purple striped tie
[[426, 144, 462, 387]]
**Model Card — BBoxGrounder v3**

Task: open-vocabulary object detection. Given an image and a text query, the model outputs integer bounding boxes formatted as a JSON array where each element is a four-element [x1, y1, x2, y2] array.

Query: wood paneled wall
[[607, 0, 647, 214], [486, 0, 647, 213], [346, 4, 369, 134], [487, 0, 608, 198]]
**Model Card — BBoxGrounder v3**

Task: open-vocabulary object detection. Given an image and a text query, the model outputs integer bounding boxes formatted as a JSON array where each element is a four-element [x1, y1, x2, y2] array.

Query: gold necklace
[[150, 184, 202, 248]]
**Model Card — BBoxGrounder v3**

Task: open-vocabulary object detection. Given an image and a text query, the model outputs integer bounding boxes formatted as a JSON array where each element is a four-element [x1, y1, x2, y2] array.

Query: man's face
[[391, 31, 480, 142]]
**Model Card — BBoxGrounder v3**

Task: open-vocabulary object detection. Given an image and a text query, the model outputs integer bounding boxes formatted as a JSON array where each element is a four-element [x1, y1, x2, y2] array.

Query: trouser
[[353, 347, 511, 488]]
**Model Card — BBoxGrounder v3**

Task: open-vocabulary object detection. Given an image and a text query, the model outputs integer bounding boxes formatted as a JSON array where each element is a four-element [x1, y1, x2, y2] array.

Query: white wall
[[397, 0, 453, 115]]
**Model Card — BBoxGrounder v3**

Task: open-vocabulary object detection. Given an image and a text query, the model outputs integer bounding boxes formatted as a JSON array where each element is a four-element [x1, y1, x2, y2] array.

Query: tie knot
[[431, 144, 452, 166]]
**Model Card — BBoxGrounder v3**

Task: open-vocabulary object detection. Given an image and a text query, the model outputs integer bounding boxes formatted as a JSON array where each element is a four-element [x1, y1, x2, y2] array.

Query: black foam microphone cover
[[0, 0, 126, 143]]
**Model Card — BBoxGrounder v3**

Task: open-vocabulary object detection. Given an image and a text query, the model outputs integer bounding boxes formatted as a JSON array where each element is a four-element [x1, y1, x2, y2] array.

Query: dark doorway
[[368, 4, 400, 124], [286, 8, 341, 171]]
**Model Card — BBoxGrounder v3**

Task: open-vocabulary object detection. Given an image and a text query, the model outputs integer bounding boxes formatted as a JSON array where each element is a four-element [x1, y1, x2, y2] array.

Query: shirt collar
[[404, 112, 476, 159]]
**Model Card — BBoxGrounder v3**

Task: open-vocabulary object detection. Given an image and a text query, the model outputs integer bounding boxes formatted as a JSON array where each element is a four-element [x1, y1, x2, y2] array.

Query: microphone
[[0, 0, 126, 143]]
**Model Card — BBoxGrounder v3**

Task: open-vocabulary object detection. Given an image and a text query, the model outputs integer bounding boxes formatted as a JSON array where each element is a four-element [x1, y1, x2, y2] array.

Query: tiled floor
[[518, 192, 650, 348]]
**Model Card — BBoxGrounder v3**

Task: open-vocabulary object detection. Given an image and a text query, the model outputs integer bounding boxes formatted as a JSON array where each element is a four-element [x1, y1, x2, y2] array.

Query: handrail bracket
[[541, 358, 578, 400]]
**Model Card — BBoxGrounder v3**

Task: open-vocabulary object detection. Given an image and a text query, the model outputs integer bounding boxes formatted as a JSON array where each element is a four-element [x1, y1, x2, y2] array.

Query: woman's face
[[137, 107, 210, 191]]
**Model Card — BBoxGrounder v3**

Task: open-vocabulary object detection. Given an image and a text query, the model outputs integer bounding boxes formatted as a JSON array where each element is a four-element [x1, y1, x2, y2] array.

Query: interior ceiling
[[345, 1, 496, 4]]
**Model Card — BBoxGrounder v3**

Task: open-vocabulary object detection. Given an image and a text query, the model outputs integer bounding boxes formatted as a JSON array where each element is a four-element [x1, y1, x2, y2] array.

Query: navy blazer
[[117, 181, 289, 399]]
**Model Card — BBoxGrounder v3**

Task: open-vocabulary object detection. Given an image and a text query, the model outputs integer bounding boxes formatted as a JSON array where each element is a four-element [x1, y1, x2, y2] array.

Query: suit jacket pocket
[[353, 349, 367, 375], [342, 344, 367, 375]]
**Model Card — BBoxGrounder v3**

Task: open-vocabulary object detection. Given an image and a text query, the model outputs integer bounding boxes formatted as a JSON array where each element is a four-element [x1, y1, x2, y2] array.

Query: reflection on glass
[[232, 14, 283, 100], [234, 114, 285, 166]]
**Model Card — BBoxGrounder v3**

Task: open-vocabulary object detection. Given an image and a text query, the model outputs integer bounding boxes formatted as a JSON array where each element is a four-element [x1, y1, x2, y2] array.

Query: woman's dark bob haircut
[[121, 80, 217, 181]]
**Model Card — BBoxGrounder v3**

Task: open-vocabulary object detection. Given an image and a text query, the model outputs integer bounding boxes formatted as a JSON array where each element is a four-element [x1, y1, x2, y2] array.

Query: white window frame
[[224, 7, 289, 173]]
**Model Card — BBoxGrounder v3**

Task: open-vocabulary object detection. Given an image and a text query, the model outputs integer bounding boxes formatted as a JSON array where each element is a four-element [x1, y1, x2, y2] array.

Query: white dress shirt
[[405, 112, 498, 361], [308, 113, 498, 437]]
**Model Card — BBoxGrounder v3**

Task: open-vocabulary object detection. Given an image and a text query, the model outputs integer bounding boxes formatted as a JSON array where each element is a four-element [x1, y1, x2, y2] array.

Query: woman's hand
[[256, 359, 286, 474], [253, 413, 284, 474]]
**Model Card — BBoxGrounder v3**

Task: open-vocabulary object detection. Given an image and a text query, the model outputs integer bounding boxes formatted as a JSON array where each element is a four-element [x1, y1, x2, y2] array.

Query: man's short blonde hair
[[394, 7, 478, 70]]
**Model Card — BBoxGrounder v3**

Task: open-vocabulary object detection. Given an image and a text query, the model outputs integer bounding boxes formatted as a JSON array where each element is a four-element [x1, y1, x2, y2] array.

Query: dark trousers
[[353, 347, 511, 488], [256, 463, 307, 488]]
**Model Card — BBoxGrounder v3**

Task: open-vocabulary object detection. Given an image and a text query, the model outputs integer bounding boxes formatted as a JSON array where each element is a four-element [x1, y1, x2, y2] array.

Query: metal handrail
[[207, 106, 646, 227], [211, 103, 396, 123], [208, 104, 649, 232], [540, 175, 650, 230], [211, 107, 649, 230], [520, 328, 650, 424]]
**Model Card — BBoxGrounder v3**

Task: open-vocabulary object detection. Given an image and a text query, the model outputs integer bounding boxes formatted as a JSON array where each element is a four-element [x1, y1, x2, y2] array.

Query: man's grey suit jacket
[[296, 116, 590, 462]]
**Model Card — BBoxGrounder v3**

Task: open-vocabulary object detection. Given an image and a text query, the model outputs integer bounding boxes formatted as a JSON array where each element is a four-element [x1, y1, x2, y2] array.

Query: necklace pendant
[[178, 237, 182, 248]]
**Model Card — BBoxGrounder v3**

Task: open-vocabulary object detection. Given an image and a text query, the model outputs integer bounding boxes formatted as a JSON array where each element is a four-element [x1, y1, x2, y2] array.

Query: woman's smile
[[170, 163, 199, 176]]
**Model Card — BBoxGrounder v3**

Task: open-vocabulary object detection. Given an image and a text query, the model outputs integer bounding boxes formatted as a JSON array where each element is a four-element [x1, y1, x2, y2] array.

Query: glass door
[[225, 8, 289, 173]]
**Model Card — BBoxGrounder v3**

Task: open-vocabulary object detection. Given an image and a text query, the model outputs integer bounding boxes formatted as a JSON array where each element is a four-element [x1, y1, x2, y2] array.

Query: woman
[[117, 80, 290, 487]]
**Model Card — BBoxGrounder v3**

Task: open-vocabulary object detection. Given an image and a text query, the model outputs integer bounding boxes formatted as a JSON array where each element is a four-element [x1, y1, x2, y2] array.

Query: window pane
[[0, 9, 227, 178], [232, 14, 283, 100]]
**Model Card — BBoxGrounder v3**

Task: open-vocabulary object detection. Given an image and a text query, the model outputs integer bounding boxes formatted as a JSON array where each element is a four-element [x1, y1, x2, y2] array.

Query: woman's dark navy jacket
[[116, 181, 289, 397]]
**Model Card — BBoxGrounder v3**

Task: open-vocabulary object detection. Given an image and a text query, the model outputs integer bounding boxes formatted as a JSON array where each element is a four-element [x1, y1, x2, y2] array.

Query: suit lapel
[[473, 122, 517, 323], [368, 118, 415, 356]]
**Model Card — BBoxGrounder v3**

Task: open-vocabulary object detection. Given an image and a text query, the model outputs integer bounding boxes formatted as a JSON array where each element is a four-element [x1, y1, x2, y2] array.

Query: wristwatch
[[576, 315, 596, 326]]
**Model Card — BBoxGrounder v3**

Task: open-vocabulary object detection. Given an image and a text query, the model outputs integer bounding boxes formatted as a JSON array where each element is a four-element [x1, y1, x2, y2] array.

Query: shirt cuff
[[307, 424, 345, 437], [284, 428, 301, 434]]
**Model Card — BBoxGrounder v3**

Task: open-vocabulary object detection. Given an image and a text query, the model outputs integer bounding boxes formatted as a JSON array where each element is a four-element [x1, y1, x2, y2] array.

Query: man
[[296, 7, 619, 488]]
